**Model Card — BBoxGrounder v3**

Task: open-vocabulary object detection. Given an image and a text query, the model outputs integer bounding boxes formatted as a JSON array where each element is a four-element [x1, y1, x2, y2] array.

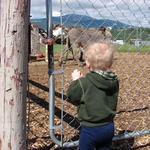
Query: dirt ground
[[27, 52, 150, 150]]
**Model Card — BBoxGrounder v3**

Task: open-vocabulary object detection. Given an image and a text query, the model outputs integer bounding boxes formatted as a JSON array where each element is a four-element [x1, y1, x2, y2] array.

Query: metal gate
[[27, 0, 150, 149]]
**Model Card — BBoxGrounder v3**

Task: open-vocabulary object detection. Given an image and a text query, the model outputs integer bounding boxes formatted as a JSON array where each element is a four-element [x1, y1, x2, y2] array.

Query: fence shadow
[[27, 92, 80, 129], [28, 79, 68, 100], [112, 130, 134, 150], [27, 80, 150, 150], [117, 107, 149, 114], [27, 91, 80, 149], [29, 79, 150, 114]]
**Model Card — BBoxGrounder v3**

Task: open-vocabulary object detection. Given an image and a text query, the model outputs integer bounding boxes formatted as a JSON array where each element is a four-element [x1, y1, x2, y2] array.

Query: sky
[[30, 0, 150, 27]]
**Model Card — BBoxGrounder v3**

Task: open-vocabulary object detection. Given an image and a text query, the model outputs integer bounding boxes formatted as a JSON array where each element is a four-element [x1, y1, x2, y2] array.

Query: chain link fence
[[27, 0, 150, 149]]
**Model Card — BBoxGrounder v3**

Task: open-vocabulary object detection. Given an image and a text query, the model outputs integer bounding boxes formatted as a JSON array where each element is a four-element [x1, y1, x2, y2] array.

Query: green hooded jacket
[[67, 71, 119, 127]]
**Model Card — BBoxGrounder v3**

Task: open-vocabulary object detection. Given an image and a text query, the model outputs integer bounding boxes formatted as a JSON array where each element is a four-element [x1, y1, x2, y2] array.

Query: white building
[[135, 40, 150, 47], [112, 40, 124, 45]]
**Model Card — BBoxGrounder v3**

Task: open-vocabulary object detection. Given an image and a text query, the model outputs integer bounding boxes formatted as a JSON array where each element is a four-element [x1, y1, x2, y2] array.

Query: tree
[[0, 0, 30, 149]]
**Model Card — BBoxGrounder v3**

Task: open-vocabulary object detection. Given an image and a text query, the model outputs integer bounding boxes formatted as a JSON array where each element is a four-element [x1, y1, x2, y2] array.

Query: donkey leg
[[78, 48, 85, 66], [69, 47, 75, 60], [58, 46, 68, 65]]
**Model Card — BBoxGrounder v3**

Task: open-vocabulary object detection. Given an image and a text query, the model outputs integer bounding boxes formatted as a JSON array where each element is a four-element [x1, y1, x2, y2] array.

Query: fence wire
[[27, 0, 150, 149]]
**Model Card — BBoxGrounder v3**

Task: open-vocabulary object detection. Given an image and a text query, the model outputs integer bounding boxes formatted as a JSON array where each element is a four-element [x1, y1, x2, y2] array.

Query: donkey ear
[[99, 26, 106, 32], [55, 24, 61, 28]]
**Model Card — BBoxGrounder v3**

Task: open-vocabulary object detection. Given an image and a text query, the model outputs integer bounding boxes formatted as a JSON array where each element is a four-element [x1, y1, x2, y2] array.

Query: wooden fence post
[[0, 0, 30, 149]]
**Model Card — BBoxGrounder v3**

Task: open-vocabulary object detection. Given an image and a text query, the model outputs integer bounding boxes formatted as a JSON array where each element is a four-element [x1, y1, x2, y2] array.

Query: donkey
[[59, 26, 112, 66]]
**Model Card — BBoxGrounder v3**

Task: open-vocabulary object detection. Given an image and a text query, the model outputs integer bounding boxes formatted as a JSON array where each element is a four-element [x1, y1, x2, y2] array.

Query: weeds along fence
[[27, 0, 150, 149]]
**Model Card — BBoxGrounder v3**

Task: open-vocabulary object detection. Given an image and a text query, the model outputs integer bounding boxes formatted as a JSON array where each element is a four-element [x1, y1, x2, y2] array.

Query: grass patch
[[40, 44, 64, 54], [54, 44, 64, 53], [40, 45, 46, 54], [114, 44, 150, 52], [41, 43, 150, 54]]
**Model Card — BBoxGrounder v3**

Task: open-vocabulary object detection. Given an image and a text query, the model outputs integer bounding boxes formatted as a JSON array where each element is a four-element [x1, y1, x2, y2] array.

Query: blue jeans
[[79, 123, 114, 150]]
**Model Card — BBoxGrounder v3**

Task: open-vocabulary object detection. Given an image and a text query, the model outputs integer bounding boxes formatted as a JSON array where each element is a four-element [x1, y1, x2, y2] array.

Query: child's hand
[[72, 69, 83, 81]]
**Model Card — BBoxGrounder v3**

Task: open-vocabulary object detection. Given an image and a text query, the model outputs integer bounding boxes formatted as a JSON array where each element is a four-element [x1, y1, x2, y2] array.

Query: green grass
[[114, 44, 150, 52], [40, 43, 150, 54], [40, 45, 46, 54], [54, 44, 64, 53], [40, 44, 64, 54]]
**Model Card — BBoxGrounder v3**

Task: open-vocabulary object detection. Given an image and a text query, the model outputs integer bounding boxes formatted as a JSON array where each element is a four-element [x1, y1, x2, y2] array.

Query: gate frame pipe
[[46, 0, 79, 147]]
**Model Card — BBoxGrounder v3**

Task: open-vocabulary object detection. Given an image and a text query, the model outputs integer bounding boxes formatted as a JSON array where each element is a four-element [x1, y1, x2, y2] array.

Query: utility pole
[[0, 0, 30, 149]]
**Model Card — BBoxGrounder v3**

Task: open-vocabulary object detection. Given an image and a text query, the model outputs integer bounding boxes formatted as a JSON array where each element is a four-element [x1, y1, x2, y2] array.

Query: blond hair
[[84, 42, 113, 70]]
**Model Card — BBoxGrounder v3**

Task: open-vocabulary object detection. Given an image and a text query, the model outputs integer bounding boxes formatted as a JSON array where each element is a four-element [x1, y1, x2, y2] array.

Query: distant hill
[[31, 14, 132, 30]]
